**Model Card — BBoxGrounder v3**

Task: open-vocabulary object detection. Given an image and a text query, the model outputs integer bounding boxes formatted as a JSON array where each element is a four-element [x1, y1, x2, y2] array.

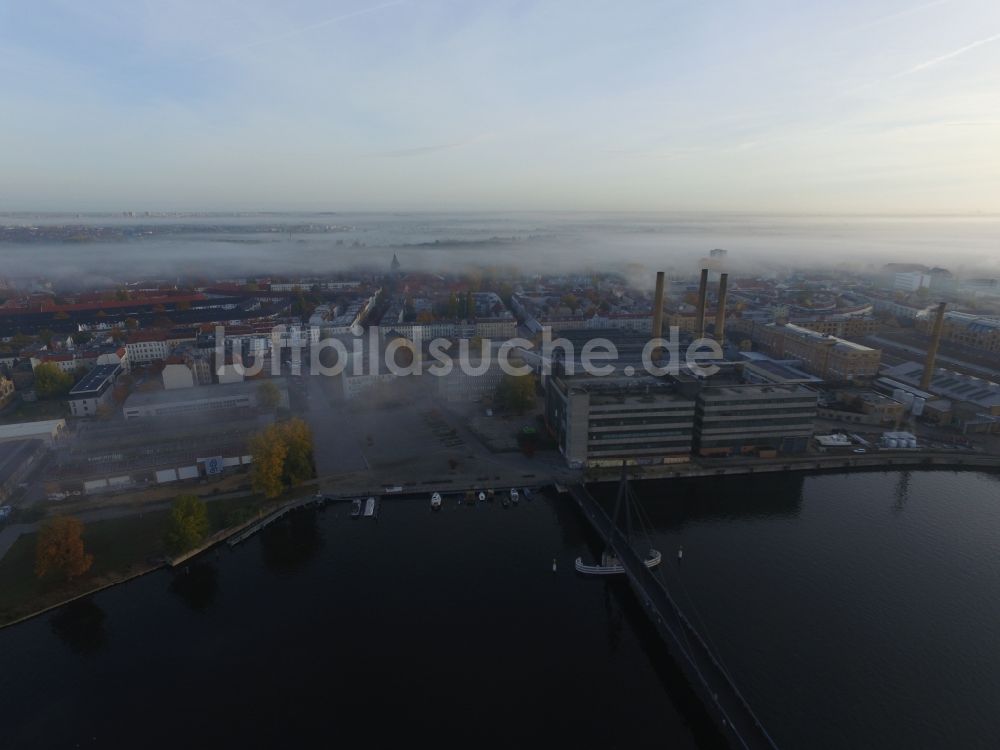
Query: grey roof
[[69, 364, 120, 398]]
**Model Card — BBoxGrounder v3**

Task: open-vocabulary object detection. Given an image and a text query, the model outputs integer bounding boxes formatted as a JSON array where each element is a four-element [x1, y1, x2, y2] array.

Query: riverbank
[[585, 450, 1000, 482], [0, 495, 268, 628]]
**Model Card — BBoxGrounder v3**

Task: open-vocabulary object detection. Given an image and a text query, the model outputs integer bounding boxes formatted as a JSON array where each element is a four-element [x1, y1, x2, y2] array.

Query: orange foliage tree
[[35, 516, 93, 581]]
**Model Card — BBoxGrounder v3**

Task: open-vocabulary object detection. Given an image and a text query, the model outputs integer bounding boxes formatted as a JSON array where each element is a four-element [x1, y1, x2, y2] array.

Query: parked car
[[853, 448, 867, 454], [0, 505, 13, 522]]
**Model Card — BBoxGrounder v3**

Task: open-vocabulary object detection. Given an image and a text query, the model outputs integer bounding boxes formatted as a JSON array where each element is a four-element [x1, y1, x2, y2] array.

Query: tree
[[249, 419, 314, 498], [257, 381, 281, 410], [250, 429, 288, 499], [164, 495, 210, 554], [279, 418, 314, 485], [560, 293, 580, 314], [36, 516, 93, 581], [495, 373, 536, 414], [34, 362, 74, 398], [124, 317, 139, 330], [115, 289, 129, 301]]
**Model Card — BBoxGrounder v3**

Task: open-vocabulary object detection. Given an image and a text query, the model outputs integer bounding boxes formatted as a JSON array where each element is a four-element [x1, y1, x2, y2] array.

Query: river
[[1, 469, 998, 749]]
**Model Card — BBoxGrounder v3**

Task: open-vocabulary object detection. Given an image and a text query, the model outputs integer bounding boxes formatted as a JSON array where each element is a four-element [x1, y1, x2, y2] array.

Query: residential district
[[1, 251, 999, 620]]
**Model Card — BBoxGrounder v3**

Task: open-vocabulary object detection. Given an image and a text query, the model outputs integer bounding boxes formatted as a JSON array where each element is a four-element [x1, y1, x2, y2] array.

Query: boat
[[478, 491, 486, 502], [350, 498, 362, 518], [523, 487, 532, 500], [510, 488, 519, 504], [384, 485, 403, 494], [431, 492, 442, 510], [364, 496, 377, 517], [575, 549, 662, 575], [575, 464, 661, 576]]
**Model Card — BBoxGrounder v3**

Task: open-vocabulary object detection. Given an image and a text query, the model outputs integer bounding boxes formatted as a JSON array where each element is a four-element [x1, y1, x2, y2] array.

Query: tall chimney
[[695, 268, 709, 339], [920, 301, 947, 391], [651, 271, 665, 340], [714, 273, 729, 343]]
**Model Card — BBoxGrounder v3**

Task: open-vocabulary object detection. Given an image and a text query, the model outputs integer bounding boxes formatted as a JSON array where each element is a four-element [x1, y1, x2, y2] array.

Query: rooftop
[[69, 364, 120, 397], [123, 378, 286, 408]]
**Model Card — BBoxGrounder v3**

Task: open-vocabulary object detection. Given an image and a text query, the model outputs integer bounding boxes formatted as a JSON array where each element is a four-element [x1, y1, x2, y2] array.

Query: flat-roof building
[[545, 373, 696, 468], [694, 383, 818, 457], [0, 419, 66, 446], [123, 379, 288, 419], [67, 363, 121, 418]]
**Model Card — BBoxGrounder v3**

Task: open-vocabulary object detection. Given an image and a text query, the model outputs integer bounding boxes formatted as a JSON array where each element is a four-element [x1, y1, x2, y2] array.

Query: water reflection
[[49, 598, 106, 654], [260, 510, 324, 575], [893, 471, 911, 513], [592, 473, 806, 529], [169, 562, 219, 613]]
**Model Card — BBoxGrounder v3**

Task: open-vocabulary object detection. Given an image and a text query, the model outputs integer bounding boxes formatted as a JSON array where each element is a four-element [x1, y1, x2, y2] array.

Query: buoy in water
[[677, 546, 684, 562], [552, 557, 557, 573]]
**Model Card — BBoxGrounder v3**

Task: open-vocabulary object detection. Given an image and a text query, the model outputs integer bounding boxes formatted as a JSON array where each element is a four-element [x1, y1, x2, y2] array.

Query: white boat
[[478, 491, 486, 502], [364, 496, 376, 517], [430, 492, 442, 510], [575, 549, 662, 575], [510, 488, 519, 504]]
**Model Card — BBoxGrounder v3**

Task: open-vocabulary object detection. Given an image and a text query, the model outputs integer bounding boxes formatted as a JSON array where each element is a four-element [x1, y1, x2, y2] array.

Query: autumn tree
[[279, 418, 314, 485], [249, 428, 289, 499], [249, 418, 314, 498], [35, 516, 93, 581], [257, 380, 281, 410], [33, 362, 74, 399], [164, 495, 210, 554]]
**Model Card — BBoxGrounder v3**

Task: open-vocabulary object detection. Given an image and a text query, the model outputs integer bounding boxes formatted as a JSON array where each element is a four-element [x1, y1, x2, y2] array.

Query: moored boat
[[350, 498, 362, 518], [575, 549, 661, 575], [510, 488, 519, 505], [431, 492, 442, 510]]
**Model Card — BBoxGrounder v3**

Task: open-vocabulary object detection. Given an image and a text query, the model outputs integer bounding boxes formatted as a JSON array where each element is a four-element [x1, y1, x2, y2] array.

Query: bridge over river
[[570, 482, 780, 750]]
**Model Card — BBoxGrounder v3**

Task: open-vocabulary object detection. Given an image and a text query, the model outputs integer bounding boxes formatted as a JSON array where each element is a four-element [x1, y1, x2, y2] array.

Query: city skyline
[[2, 0, 999, 213]]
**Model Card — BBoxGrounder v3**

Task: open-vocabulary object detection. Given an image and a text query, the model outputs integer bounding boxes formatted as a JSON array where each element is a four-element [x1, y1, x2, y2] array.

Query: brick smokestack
[[651, 271, 665, 340], [695, 268, 709, 339], [920, 301, 947, 391], [714, 273, 729, 343]]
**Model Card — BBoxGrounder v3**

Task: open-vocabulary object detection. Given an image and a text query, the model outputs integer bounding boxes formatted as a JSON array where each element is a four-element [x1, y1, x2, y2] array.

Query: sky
[[1, 0, 999, 213]]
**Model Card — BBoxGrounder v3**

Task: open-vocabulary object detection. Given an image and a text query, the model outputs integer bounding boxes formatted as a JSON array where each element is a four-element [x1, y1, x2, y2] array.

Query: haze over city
[[3, 0, 1000, 213]]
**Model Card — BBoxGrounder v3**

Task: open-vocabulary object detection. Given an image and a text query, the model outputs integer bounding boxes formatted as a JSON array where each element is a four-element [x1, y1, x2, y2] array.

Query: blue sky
[[1, 0, 998, 212]]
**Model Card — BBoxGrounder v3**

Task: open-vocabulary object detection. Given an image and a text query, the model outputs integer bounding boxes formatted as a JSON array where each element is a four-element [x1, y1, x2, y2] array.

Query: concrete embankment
[[589, 451, 1000, 483]]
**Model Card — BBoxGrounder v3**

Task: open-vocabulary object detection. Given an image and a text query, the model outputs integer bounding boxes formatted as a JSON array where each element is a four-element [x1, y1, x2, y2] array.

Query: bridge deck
[[570, 484, 779, 750]]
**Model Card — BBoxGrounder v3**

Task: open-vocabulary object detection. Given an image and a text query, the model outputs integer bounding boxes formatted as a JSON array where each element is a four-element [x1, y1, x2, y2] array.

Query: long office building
[[693, 383, 818, 457], [545, 373, 696, 468]]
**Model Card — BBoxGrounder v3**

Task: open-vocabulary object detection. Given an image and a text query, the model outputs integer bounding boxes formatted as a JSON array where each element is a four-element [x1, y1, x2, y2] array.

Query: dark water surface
[[1, 470, 999, 749]]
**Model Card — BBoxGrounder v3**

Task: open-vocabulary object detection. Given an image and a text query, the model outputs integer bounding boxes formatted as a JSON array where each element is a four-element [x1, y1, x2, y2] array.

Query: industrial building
[[545, 373, 696, 468], [733, 321, 881, 382], [122, 379, 288, 419], [915, 310, 1000, 354], [693, 383, 818, 457], [882, 362, 1000, 416]]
